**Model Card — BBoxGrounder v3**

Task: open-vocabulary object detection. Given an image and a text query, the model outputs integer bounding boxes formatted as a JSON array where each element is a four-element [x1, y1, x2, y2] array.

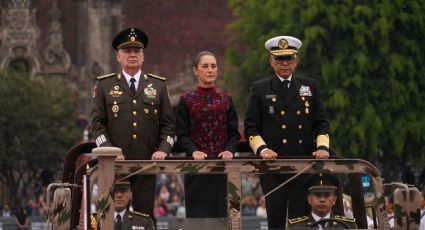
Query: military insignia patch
[[109, 90, 123, 97], [268, 106, 274, 114], [144, 84, 157, 98], [299, 85, 312, 96]]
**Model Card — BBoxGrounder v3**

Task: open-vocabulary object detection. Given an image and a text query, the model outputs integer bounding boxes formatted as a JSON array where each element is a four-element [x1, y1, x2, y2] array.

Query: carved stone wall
[[0, 0, 233, 116]]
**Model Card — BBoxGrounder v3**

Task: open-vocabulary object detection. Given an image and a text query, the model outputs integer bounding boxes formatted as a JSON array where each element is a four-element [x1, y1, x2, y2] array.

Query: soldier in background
[[90, 180, 155, 230], [288, 173, 357, 229], [91, 27, 175, 222]]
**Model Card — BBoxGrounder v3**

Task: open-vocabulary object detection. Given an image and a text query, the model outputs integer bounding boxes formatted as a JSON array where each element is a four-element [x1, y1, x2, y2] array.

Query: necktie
[[116, 213, 122, 230], [130, 78, 136, 96], [282, 80, 290, 96], [283, 80, 290, 89]]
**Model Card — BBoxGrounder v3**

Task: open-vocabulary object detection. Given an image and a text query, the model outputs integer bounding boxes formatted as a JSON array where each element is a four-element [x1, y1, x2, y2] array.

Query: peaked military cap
[[112, 27, 148, 50], [113, 179, 131, 192], [265, 35, 302, 57], [306, 173, 339, 193]]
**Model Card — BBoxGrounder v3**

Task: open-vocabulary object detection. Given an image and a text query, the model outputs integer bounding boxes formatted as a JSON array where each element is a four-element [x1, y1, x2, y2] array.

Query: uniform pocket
[[142, 95, 160, 120]]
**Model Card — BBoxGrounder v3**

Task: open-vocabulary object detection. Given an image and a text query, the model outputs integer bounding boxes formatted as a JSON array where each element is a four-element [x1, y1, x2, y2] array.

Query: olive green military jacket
[[90, 210, 155, 230], [287, 213, 357, 229], [91, 72, 175, 158]]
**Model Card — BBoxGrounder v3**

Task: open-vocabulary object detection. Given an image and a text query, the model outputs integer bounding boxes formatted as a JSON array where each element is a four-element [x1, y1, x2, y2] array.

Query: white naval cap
[[265, 36, 302, 56]]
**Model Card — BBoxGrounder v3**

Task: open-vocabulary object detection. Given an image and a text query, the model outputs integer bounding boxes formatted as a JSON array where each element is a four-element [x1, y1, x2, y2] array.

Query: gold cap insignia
[[278, 39, 289, 49]]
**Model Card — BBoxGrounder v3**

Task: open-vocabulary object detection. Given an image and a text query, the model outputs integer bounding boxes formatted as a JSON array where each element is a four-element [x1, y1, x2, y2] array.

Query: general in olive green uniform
[[91, 28, 175, 219], [244, 35, 330, 229]]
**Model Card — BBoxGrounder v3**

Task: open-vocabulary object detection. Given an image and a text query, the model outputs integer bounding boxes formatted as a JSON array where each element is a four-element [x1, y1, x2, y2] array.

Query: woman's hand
[[218, 151, 233, 160], [192, 151, 207, 160]]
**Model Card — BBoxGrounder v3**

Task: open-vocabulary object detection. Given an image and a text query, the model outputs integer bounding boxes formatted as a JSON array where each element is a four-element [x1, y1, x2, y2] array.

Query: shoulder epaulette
[[90, 214, 97, 230], [147, 73, 166, 81], [130, 210, 150, 218], [96, 73, 116, 80], [335, 215, 356, 223], [288, 216, 309, 224]]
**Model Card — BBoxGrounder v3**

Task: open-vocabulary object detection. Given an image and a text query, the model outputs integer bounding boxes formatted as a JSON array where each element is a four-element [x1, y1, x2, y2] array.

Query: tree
[[0, 70, 80, 206], [226, 0, 425, 180]]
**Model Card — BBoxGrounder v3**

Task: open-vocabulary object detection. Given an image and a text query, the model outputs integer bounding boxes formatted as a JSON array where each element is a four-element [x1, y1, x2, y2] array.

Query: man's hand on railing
[[259, 148, 278, 160], [152, 151, 168, 160]]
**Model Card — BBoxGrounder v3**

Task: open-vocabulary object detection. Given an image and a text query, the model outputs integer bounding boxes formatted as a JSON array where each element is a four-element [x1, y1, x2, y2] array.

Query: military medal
[[144, 83, 157, 98], [109, 89, 123, 97], [112, 105, 119, 113], [299, 85, 312, 96]]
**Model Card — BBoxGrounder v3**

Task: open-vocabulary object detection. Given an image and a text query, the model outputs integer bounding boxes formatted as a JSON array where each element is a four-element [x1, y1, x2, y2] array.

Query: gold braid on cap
[[249, 135, 266, 154], [316, 134, 330, 149]]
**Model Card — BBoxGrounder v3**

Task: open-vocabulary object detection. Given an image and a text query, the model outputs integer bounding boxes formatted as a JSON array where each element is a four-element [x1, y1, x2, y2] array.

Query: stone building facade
[[0, 0, 234, 115]]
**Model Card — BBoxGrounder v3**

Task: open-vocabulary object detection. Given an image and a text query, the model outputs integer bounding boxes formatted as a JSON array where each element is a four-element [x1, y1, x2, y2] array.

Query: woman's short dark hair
[[193, 51, 216, 68]]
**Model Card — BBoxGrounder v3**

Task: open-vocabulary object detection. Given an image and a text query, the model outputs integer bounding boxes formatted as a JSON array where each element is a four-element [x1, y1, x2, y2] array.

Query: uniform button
[[301, 97, 305, 101], [299, 140, 303, 144], [133, 111, 137, 115], [298, 125, 302, 129], [281, 125, 286, 129], [282, 139, 287, 144], [114, 114, 118, 118], [133, 122, 137, 127], [296, 110, 301, 115], [281, 111, 285, 115], [133, 100, 137, 104], [113, 101, 117, 105], [133, 134, 137, 139]]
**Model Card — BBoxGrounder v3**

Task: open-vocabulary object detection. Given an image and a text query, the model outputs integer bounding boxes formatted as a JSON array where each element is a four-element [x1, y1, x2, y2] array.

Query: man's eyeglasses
[[272, 56, 296, 64], [119, 48, 143, 55]]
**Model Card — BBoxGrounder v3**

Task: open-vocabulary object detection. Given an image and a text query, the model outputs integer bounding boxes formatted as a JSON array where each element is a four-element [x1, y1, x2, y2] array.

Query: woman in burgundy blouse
[[176, 51, 240, 218]]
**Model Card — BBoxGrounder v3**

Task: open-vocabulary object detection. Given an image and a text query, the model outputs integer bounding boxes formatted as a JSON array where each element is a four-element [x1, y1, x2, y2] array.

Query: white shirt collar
[[276, 74, 292, 82], [114, 210, 126, 221], [122, 70, 142, 89], [311, 211, 331, 222]]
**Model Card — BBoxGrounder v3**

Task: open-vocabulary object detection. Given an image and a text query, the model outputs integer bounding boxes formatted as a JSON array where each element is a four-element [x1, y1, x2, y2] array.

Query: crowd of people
[[0, 185, 48, 229], [152, 174, 267, 218]]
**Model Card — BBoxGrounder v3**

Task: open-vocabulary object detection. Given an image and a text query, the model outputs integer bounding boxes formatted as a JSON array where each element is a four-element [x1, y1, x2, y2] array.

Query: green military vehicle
[[46, 142, 421, 229]]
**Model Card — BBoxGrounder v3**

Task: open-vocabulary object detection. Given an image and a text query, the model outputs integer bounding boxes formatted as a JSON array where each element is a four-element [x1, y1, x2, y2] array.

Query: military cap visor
[[113, 180, 131, 192], [306, 173, 339, 194], [265, 35, 302, 57], [112, 28, 148, 50]]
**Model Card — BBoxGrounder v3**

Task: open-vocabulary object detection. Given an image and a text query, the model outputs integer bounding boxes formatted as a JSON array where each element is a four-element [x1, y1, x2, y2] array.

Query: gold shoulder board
[[288, 216, 309, 224], [90, 214, 97, 229], [335, 215, 356, 223], [147, 73, 166, 81], [96, 73, 116, 80], [130, 210, 150, 218]]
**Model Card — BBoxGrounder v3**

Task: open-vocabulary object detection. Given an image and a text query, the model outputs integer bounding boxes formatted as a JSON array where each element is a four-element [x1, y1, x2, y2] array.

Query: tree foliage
[[225, 0, 425, 173], [0, 70, 80, 205]]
